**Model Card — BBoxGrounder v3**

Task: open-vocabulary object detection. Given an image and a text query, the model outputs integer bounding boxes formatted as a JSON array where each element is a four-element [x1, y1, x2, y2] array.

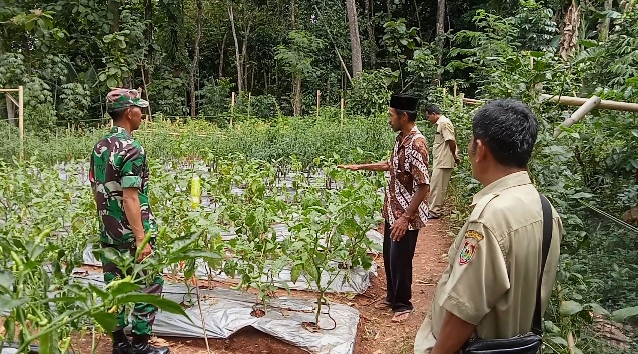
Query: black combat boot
[[131, 334, 170, 354], [112, 329, 134, 354]]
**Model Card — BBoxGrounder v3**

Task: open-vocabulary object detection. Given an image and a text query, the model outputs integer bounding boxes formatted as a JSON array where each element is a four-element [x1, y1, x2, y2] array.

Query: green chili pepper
[[134, 231, 153, 261]]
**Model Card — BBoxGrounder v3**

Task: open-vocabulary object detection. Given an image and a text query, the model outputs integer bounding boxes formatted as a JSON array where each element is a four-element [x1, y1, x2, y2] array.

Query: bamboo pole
[[5, 93, 18, 107], [453, 83, 457, 98], [553, 96, 601, 138], [18, 86, 24, 161], [340, 97, 344, 126], [316, 90, 321, 118], [442, 88, 447, 108], [0, 89, 20, 92], [230, 92, 235, 127], [540, 94, 638, 112], [459, 93, 465, 107], [462, 98, 484, 105]]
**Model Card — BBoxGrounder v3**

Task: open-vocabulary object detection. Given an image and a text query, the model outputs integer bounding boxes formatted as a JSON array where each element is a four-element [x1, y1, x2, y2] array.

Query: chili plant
[[0, 226, 199, 354], [286, 162, 380, 329]]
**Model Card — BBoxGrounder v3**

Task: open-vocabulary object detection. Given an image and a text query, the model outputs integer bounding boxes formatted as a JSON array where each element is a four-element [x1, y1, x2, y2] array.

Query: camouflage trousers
[[100, 241, 164, 336]]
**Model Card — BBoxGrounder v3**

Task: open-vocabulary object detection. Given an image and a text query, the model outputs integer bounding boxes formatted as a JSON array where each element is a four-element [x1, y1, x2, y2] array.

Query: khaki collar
[[472, 171, 532, 205]]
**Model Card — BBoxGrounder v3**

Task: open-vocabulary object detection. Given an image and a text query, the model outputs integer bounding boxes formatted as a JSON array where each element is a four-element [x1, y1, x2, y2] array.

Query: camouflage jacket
[[89, 126, 157, 246]]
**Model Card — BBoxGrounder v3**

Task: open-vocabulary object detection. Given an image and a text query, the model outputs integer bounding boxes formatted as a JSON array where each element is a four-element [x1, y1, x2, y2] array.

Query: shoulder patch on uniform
[[459, 240, 477, 265], [464, 230, 484, 242]]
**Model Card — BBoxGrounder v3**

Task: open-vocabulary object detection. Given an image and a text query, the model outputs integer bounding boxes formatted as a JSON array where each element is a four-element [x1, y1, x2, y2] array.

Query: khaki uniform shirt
[[414, 171, 562, 353], [433, 116, 456, 169], [382, 126, 430, 230]]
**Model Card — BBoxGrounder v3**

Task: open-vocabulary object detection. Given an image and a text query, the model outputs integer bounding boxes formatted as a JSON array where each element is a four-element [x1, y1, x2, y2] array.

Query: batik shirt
[[89, 126, 157, 246], [382, 126, 431, 230]]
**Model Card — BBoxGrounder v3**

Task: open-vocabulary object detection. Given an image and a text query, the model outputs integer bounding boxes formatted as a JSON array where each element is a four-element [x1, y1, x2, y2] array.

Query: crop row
[[0, 153, 384, 351]]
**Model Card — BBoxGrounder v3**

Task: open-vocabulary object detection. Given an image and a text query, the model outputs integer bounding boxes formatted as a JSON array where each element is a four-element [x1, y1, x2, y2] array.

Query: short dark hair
[[396, 109, 417, 122], [108, 108, 128, 121], [425, 104, 441, 115], [472, 99, 538, 168]]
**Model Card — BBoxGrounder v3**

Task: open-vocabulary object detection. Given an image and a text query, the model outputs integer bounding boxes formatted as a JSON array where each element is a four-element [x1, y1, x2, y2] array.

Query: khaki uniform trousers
[[428, 167, 453, 217]]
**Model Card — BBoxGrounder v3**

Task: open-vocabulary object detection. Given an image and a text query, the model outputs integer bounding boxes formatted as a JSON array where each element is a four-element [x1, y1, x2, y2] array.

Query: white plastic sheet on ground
[[74, 272, 359, 354]]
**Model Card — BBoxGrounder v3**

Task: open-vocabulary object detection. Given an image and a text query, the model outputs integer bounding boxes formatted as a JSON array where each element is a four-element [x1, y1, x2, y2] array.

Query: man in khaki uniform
[[425, 105, 459, 219], [414, 99, 563, 354]]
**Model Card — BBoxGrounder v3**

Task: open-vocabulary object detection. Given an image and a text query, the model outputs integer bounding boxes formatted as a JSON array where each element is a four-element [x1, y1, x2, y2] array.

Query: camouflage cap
[[106, 88, 149, 110]]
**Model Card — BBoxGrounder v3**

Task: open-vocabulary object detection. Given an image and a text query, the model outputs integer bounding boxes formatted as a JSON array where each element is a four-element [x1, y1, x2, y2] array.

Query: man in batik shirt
[[339, 93, 430, 323], [89, 88, 169, 354]]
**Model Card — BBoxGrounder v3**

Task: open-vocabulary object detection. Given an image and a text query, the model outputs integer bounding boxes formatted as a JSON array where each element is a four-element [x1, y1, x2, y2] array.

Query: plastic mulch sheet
[[75, 272, 360, 354]]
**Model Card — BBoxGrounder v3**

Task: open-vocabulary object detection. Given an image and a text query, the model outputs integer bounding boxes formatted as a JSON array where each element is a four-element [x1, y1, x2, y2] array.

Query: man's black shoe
[[112, 330, 134, 354], [131, 334, 170, 354]]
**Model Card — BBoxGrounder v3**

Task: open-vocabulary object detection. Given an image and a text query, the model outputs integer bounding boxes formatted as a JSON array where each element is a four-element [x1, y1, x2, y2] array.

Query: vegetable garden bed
[[0, 154, 385, 353]]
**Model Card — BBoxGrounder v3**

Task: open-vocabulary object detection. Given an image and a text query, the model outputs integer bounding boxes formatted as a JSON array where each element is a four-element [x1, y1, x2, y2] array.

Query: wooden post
[[247, 92, 251, 119], [340, 97, 344, 126], [453, 83, 457, 99], [554, 96, 601, 138], [230, 91, 235, 127], [316, 90, 321, 118], [462, 97, 484, 106], [18, 86, 24, 161], [459, 93, 465, 107], [442, 88, 447, 108]]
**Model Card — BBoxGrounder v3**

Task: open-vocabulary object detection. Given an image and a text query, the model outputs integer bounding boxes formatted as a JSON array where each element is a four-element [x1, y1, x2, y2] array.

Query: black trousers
[[383, 220, 419, 313]]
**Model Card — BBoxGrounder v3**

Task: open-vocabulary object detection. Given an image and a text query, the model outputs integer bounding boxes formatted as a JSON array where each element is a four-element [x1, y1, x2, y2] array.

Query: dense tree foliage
[[2, 0, 638, 352], [1, 0, 633, 126]]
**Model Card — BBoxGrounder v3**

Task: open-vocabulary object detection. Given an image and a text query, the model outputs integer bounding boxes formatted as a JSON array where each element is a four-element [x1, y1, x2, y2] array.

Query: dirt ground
[[68, 216, 454, 354]]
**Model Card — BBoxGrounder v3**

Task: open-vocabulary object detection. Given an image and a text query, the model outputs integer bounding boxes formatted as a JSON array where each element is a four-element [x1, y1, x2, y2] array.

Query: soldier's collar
[[110, 126, 132, 138], [471, 171, 532, 205]]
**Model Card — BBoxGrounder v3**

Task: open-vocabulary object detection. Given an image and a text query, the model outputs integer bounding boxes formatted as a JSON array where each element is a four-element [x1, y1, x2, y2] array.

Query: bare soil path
[[69, 217, 454, 354]]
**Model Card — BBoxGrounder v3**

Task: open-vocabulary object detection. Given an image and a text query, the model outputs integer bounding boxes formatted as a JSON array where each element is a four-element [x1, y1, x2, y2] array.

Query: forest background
[[1, 0, 638, 353]]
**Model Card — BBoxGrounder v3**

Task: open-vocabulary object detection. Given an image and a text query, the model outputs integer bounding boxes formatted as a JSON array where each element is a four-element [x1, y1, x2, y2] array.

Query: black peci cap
[[389, 93, 419, 112]]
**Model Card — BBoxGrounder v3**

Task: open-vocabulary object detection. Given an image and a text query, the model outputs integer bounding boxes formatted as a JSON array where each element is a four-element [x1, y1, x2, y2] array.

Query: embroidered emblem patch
[[459, 240, 477, 265], [464, 230, 484, 242]]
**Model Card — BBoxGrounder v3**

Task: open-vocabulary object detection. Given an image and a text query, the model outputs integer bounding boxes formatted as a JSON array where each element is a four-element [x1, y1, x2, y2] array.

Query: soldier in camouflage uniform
[[89, 88, 169, 354]]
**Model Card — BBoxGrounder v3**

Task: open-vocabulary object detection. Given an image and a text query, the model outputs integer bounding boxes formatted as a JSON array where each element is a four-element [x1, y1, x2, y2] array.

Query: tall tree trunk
[[219, 32, 227, 77], [189, 0, 203, 117], [241, 21, 251, 92], [435, 0, 446, 82], [293, 76, 302, 116], [365, 0, 376, 67], [345, 0, 363, 78], [109, 0, 124, 86], [108, 0, 121, 33], [143, 0, 153, 112], [0, 40, 14, 126], [291, 0, 296, 29], [228, 3, 243, 93], [598, 0, 613, 41], [559, 1, 581, 61]]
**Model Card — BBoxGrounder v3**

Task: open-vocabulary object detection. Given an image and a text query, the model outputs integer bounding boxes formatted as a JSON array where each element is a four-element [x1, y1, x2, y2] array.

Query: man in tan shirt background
[[414, 99, 563, 354], [425, 105, 459, 219]]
